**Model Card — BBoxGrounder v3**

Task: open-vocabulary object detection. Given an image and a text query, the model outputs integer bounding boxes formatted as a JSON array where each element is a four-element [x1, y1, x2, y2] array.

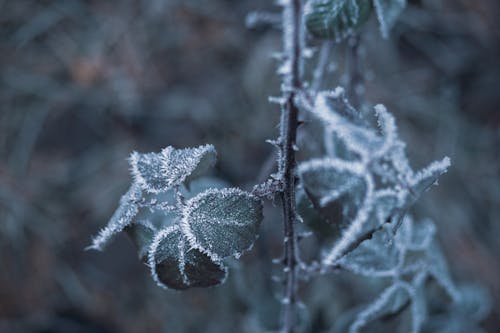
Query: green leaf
[[149, 225, 227, 290], [305, 0, 372, 40], [181, 188, 263, 259]]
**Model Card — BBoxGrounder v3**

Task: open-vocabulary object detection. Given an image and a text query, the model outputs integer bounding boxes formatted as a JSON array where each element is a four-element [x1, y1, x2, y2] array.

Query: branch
[[279, 0, 302, 332]]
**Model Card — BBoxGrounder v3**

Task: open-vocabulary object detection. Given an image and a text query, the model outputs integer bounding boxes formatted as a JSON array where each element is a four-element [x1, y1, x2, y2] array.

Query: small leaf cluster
[[299, 88, 451, 266], [304, 0, 406, 40], [297, 88, 490, 332], [89, 145, 263, 290]]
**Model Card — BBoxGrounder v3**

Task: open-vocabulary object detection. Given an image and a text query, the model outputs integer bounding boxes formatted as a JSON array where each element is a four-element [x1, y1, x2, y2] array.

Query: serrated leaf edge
[[180, 187, 262, 260]]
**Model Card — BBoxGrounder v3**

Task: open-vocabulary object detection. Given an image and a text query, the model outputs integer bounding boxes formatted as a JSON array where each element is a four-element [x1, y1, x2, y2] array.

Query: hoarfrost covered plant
[[89, 0, 490, 332]]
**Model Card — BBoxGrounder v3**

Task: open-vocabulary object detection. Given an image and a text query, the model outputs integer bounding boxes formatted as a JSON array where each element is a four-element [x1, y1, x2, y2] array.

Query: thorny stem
[[279, 0, 302, 332]]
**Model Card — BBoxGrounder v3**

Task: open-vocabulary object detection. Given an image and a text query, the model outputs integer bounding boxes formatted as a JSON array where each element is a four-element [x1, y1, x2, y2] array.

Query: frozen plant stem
[[279, 0, 302, 332]]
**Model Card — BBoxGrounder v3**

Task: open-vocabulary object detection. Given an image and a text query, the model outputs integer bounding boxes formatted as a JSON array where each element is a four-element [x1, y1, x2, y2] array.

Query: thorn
[[272, 275, 284, 283], [272, 257, 285, 265], [269, 96, 286, 105], [271, 51, 285, 60], [266, 139, 283, 148], [297, 231, 313, 241]]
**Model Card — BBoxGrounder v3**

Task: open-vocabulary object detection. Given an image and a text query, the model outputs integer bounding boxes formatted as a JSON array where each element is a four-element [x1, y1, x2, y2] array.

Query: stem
[[346, 35, 364, 110], [279, 0, 302, 332]]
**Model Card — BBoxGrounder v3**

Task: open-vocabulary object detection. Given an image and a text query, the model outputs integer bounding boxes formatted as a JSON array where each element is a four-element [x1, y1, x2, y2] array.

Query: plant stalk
[[279, 0, 302, 332]]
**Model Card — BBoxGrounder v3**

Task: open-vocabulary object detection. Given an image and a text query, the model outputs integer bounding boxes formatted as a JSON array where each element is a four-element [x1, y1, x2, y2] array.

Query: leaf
[[163, 144, 217, 187], [125, 220, 157, 260], [359, 189, 401, 235], [338, 228, 399, 276], [297, 186, 337, 241], [349, 283, 411, 333], [427, 242, 460, 302], [88, 184, 142, 251], [396, 217, 436, 252], [305, 0, 372, 40], [408, 157, 450, 196], [372, 0, 406, 38], [148, 225, 227, 290], [181, 188, 263, 259], [315, 93, 386, 159], [298, 157, 367, 231], [130, 144, 216, 193]]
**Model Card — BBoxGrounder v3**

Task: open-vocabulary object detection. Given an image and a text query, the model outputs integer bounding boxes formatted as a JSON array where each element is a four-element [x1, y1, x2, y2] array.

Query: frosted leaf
[[180, 176, 230, 199], [133, 190, 178, 230], [373, 104, 398, 159], [298, 158, 367, 231], [338, 228, 399, 277], [296, 186, 337, 240], [322, 172, 375, 265], [427, 242, 460, 302], [164, 144, 217, 186], [410, 284, 427, 333], [398, 218, 436, 252], [298, 157, 365, 207], [373, 0, 406, 38], [181, 188, 263, 259], [88, 184, 142, 251], [125, 219, 156, 260], [304, 0, 372, 40], [360, 189, 401, 235], [423, 285, 491, 333], [455, 284, 492, 322], [315, 93, 385, 159], [130, 151, 170, 193], [408, 157, 450, 196], [349, 282, 410, 333], [148, 225, 227, 290], [130, 144, 216, 193]]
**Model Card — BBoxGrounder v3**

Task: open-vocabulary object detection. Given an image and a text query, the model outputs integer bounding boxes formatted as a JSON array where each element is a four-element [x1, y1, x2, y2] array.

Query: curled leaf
[[181, 188, 263, 259], [88, 184, 142, 251], [149, 225, 227, 290]]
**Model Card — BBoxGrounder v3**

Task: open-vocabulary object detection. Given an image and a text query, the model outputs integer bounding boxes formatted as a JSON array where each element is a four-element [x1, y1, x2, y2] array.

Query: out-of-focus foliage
[[0, 0, 499, 332]]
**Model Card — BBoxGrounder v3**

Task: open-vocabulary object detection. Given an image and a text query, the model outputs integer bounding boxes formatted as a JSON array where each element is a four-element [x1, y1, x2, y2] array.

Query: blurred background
[[0, 0, 499, 332]]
